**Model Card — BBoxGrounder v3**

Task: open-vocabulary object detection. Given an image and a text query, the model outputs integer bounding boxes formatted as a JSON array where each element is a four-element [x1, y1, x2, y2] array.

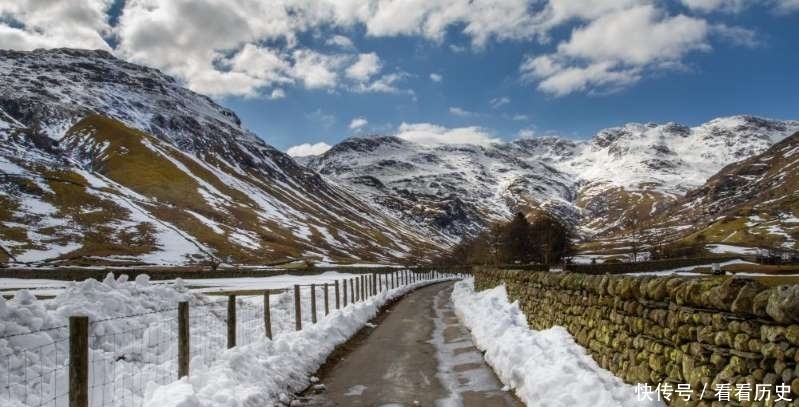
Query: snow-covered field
[[451, 278, 663, 407], [0, 271, 369, 298], [622, 259, 755, 276], [0, 271, 456, 407]]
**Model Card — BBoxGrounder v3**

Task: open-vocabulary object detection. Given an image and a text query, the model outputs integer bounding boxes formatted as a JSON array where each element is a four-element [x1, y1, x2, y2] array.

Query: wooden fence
[[62, 270, 456, 407]]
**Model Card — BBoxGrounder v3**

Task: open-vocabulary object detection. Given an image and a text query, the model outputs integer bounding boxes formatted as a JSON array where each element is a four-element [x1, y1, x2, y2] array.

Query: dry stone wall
[[475, 269, 799, 406]]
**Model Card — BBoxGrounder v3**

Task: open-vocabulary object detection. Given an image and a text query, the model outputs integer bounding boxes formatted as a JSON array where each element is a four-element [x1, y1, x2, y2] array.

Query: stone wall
[[475, 269, 799, 406]]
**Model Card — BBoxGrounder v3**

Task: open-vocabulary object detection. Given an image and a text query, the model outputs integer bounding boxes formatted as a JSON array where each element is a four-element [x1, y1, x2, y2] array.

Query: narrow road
[[298, 282, 523, 407]]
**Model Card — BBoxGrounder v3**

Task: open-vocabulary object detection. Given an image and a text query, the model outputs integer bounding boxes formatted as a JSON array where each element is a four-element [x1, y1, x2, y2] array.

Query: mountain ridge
[[2, 48, 798, 265], [307, 115, 799, 244], [0, 48, 448, 266]]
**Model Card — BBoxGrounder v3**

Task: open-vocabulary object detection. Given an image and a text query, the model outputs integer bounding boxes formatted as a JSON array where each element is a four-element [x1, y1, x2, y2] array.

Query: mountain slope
[[309, 117, 799, 243], [0, 49, 446, 266], [648, 130, 799, 250]]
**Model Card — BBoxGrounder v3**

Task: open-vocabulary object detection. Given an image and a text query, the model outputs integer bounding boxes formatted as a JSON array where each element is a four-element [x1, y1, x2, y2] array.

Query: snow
[[623, 259, 755, 276], [0, 271, 457, 407], [183, 272, 362, 293], [706, 244, 759, 255], [142, 276, 458, 407], [451, 279, 663, 407]]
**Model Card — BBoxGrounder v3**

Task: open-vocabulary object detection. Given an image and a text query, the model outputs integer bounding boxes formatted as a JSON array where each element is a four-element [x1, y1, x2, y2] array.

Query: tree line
[[433, 212, 573, 266]]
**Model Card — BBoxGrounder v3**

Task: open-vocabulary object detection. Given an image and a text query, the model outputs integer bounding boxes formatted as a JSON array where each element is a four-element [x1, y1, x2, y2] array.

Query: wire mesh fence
[[0, 270, 461, 407], [1, 326, 69, 407], [87, 309, 179, 407], [188, 298, 228, 370]]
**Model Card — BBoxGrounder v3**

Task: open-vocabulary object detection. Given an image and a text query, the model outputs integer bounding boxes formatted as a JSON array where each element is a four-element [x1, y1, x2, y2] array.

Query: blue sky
[[2, 0, 798, 155]]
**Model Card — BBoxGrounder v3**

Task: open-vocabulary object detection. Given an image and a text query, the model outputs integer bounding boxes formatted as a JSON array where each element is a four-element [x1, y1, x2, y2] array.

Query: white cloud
[[680, 0, 749, 13], [773, 0, 799, 13], [269, 88, 286, 100], [521, 5, 711, 96], [345, 52, 383, 81], [2, 0, 791, 99], [349, 117, 368, 129], [352, 72, 412, 94], [712, 24, 759, 47], [512, 114, 529, 121], [449, 107, 476, 117], [490, 97, 510, 108], [395, 122, 500, 146], [292, 49, 347, 89], [0, 0, 112, 50], [286, 142, 332, 157], [326, 34, 356, 49], [430, 73, 443, 82]]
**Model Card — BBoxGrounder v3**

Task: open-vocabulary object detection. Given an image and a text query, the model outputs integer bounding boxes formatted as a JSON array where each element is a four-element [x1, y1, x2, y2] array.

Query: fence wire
[[1, 326, 69, 407], [188, 298, 228, 370], [88, 308, 178, 407], [0, 271, 458, 407]]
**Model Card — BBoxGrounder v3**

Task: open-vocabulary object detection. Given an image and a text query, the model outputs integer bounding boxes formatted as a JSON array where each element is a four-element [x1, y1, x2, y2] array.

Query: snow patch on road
[[451, 279, 663, 407]]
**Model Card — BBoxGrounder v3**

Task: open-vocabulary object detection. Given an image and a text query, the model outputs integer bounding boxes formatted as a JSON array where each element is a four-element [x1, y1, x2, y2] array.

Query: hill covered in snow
[[2, 48, 798, 266], [308, 116, 799, 246], [0, 49, 447, 266]]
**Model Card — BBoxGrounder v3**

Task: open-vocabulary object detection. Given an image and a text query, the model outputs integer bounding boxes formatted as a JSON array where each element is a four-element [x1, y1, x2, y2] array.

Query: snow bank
[[144, 278, 456, 407], [451, 279, 663, 407], [0, 274, 192, 407], [1, 271, 458, 407]]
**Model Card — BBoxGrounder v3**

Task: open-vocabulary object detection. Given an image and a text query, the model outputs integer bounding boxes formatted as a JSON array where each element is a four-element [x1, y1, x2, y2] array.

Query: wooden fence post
[[324, 283, 330, 315], [354, 278, 360, 302], [69, 315, 89, 407], [294, 285, 302, 331], [311, 284, 317, 324], [178, 302, 190, 378], [227, 295, 236, 349], [342, 279, 347, 307], [372, 273, 377, 295], [361, 275, 366, 300], [264, 291, 272, 339], [335, 280, 341, 309], [350, 278, 355, 303], [392, 271, 397, 289]]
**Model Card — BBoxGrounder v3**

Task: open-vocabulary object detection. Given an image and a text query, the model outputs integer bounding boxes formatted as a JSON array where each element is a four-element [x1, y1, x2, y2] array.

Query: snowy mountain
[[0, 48, 447, 266], [650, 130, 799, 250], [309, 116, 799, 242]]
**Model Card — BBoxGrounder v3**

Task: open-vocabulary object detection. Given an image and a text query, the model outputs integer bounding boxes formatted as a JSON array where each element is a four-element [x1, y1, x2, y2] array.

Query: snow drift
[[451, 278, 664, 407]]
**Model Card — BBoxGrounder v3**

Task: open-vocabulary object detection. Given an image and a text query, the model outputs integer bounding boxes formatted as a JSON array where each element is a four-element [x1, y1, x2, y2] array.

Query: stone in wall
[[474, 268, 799, 406]]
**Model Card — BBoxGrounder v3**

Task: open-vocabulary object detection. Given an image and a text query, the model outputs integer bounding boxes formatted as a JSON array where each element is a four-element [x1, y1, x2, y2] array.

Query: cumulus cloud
[[0, 0, 113, 50], [430, 73, 443, 82], [513, 114, 529, 121], [449, 107, 476, 117], [395, 123, 500, 146], [345, 52, 383, 81], [286, 142, 332, 157], [521, 5, 712, 96], [1, 0, 793, 98], [349, 117, 368, 129]]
